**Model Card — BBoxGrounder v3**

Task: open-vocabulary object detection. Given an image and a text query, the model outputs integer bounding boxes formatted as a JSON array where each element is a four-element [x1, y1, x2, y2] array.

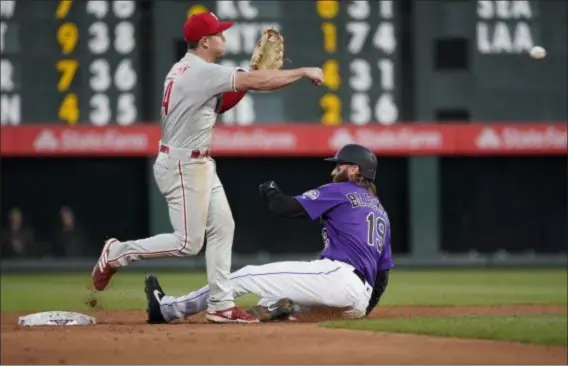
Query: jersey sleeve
[[200, 63, 238, 96], [294, 184, 344, 220]]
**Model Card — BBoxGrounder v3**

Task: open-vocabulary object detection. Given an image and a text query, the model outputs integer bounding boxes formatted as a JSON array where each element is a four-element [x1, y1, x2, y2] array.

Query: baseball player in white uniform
[[92, 11, 324, 323]]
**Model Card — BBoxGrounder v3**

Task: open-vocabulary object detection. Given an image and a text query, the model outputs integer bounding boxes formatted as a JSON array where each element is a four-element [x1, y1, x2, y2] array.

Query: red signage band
[[1, 123, 566, 157]]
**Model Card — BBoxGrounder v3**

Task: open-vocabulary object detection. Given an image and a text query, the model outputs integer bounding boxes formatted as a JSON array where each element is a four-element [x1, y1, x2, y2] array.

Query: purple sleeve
[[294, 184, 343, 220]]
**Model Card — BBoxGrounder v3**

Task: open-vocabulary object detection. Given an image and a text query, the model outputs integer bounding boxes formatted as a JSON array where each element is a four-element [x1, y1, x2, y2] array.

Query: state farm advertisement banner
[[0, 125, 160, 157], [0, 123, 566, 157], [458, 125, 568, 154]]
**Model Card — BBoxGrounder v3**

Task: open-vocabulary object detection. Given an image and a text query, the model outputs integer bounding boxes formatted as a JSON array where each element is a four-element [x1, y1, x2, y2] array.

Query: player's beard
[[332, 168, 349, 183]]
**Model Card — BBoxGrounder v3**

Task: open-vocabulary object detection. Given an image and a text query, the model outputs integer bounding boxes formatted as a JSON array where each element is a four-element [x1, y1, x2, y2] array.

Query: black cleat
[[144, 274, 167, 324], [246, 298, 295, 322]]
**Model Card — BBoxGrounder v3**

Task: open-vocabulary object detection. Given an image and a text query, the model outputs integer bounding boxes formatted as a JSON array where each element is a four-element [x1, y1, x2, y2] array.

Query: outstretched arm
[[259, 181, 308, 218], [234, 68, 323, 92], [218, 67, 322, 112], [268, 194, 308, 218], [235, 69, 303, 91]]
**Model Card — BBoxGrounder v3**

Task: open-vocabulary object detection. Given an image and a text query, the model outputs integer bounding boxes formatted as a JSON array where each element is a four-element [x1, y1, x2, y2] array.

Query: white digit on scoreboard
[[88, 22, 110, 54], [373, 22, 396, 54], [89, 59, 111, 92], [351, 93, 372, 125], [113, 0, 136, 18], [346, 22, 370, 54], [86, 0, 110, 124], [86, 0, 108, 19], [113, 0, 137, 125], [347, 0, 398, 125], [375, 94, 398, 125], [90, 93, 111, 125], [117, 93, 136, 125], [377, 59, 394, 91], [114, 21, 135, 54], [114, 59, 137, 91], [379, 0, 393, 19], [376, 0, 398, 125], [86, 0, 137, 125], [350, 93, 398, 125], [349, 59, 372, 92], [347, 1, 370, 20]]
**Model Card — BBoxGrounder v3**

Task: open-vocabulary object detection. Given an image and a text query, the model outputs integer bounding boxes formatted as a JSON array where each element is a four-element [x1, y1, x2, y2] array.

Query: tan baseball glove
[[249, 28, 285, 71]]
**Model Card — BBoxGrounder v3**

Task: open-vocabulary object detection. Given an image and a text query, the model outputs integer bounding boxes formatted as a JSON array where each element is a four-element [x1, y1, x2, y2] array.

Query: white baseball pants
[[159, 259, 373, 321], [106, 149, 235, 312]]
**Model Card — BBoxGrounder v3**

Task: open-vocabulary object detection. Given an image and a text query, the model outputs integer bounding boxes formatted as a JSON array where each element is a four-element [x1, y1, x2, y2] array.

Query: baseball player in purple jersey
[[143, 144, 394, 323], [91, 12, 325, 324]]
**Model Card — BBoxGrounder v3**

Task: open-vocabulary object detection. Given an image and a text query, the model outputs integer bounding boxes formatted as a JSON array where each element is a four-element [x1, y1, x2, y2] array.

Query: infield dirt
[[2, 305, 566, 364]]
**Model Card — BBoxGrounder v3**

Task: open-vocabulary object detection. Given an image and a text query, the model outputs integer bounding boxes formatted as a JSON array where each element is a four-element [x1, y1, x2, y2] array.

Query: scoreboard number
[[316, 0, 339, 19], [373, 22, 396, 54], [114, 22, 135, 54], [90, 93, 111, 125], [55, 1, 81, 125], [57, 23, 79, 55], [345, 0, 399, 125], [349, 59, 372, 92], [58, 93, 79, 124], [320, 93, 342, 125], [56, 59, 78, 92], [348, 1, 371, 19], [88, 22, 110, 54], [375, 94, 398, 125], [346, 22, 370, 54], [378, 59, 394, 90], [114, 59, 137, 92], [86, 0, 108, 19], [321, 22, 337, 53], [113, 1, 136, 18], [117, 93, 136, 125], [84, 0, 138, 125], [322, 60, 340, 91], [89, 59, 111, 92], [55, 0, 73, 20]]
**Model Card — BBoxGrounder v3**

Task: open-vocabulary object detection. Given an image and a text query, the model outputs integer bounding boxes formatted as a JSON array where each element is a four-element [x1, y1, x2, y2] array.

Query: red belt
[[159, 144, 210, 158]]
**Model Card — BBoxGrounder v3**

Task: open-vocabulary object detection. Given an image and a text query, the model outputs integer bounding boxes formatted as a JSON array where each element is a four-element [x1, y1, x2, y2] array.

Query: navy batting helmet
[[324, 144, 377, 180]]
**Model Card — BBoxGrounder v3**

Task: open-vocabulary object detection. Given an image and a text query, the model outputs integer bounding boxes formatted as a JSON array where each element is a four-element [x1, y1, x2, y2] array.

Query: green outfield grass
[[1, 269, 566, 312], [323, 313, 568, 346]]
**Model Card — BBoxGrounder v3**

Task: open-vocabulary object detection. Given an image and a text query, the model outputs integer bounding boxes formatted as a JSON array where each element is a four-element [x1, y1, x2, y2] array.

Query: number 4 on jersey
[[366, 212, 387, 254], [162, 80, 174, 116]]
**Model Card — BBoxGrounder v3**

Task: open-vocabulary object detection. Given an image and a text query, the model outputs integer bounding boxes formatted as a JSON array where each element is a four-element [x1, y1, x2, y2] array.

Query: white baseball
[[529, 46, 547, 59]]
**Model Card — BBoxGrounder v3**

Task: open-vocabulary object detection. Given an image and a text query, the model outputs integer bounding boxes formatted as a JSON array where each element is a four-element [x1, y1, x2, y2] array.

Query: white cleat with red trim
[[205, 307, 260, 324], [92, 238, 118, 291]]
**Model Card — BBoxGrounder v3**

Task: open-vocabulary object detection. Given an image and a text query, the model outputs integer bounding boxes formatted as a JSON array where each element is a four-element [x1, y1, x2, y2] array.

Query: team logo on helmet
[[302, 189, 320, 200]]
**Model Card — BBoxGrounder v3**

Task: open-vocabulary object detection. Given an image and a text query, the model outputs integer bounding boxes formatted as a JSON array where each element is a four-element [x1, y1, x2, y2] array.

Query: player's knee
[[174, 231, 204, 256], [218, 212, 235, 235], [183, 242, 203, 256], [208, 215, 235, 247]]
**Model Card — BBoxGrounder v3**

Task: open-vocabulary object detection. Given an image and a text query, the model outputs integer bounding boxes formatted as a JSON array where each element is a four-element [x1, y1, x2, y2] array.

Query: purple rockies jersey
[[295, 182, 394, 287]]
